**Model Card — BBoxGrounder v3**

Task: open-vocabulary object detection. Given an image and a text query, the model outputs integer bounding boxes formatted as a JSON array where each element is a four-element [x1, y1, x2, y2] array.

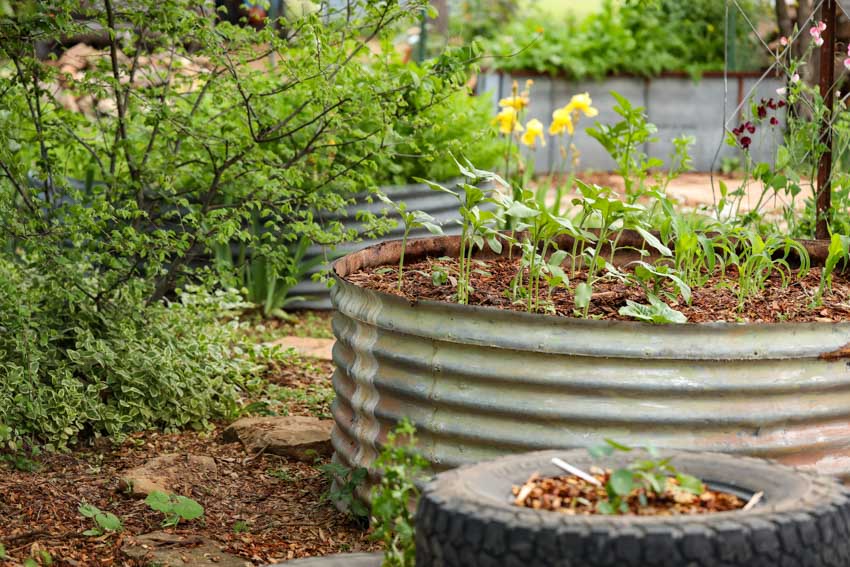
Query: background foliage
[[0, 0, 489, 449], [483, 0, 771, 78]]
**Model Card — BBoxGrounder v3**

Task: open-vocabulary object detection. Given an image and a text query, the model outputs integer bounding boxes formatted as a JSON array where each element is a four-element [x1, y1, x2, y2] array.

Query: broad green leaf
[[505, 200, 540, 219], [78, 503, 98, 518], [574, 282, 592, 309], [145, 491, 172, 514], [676, 473, 704, 495], [635, 227, 672, 257], [172, 496, 204, 521], [609, 469, 634, 496], [96, 512, 123, 532]]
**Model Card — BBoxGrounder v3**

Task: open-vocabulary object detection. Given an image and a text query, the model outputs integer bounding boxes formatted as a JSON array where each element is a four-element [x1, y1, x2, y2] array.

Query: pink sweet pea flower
[[810, 21, 826, 47], [780, 36, 789, 47]]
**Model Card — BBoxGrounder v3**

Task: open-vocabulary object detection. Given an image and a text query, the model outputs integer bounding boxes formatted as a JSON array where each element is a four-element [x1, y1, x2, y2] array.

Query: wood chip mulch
[[350, 257, 850, 323], [0, 359, 374, 567], [512, 471, 745, 516]]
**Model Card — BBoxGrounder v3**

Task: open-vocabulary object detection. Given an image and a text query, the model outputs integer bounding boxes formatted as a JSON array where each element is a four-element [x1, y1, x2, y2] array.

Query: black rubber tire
[[415, 449, 850, 567], [270, 552, 382, 566]]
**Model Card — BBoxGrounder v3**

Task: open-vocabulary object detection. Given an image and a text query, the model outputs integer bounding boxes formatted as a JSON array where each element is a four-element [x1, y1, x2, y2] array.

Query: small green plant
[[419, 161, 506, 304], [376, 193, 444, 290], [589, 439, 704, 515], [318, 462, 369, 519], [370, 419, 428, 567], [144, 491, 205, 527], [814, 233, 850, 306], [618, 294, 687, 324], [22, 551, 52, 567], [0, 543, 6, 559], [267, 467, 298, 482], [78, 503, 123, 536], [232, 520, 250, 534]]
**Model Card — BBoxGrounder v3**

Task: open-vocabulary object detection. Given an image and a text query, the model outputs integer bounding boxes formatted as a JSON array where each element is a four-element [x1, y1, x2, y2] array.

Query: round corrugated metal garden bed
[[329, 233, 850, 490]]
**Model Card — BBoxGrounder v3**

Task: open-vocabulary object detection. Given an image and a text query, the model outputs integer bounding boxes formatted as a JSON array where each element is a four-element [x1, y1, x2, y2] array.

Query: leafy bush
[[0, 258, 263, 451], [376, 87, 502, 184], [0, 0, 479, 308], [484, 0, 770, 78], [0, 0, 488, 445]]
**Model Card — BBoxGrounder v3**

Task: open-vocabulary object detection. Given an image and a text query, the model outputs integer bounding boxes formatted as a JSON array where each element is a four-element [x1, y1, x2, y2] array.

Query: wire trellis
[[712, 0, 850, 239]]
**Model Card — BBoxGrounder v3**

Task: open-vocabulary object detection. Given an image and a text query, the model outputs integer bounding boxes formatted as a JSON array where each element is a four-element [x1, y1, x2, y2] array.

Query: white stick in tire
[[551, 457, 602, 486]]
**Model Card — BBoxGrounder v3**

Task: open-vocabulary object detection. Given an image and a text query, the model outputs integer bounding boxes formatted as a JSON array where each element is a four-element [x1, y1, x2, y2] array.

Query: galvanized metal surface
[[477, 72, 785, 172], [288, 180, 494, 310], [330, 234, 850, 486]]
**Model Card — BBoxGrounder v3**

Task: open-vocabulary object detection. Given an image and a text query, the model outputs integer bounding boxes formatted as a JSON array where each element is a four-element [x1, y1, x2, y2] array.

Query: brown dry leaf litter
[[350, 257, 850, 323], [512, 472, 745, 516], [0, 357, 373, 567]]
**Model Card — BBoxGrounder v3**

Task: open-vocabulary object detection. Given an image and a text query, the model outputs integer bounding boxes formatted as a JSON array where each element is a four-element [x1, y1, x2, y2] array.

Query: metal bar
[[817, 0, 836, 240]]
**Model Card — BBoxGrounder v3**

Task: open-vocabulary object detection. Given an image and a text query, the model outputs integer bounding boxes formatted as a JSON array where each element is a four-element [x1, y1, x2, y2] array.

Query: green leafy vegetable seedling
[[589, 439, 704, 515], [78, 503, 123, 536], [144, 491, 204, 527]]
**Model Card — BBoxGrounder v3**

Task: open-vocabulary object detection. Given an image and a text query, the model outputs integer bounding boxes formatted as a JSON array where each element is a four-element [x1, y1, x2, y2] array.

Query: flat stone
[[119, 453, 217, 497], [270, 552, 382, 566], [122, 531, 251, 567], [268, 336, 334, 360], [222, 416, 333, 461]]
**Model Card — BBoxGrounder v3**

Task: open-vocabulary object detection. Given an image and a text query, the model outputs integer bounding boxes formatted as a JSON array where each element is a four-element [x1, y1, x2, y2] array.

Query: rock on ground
[[119, 453, 217, 497], [267, 336, 334, 360], [122, 531, 251, 567], [222, 416, 333, 462]]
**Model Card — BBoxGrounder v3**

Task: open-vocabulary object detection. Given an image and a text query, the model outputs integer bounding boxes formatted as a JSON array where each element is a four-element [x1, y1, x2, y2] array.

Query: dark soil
[[512, 472, 745, 516], [349, 257, 850, 323]]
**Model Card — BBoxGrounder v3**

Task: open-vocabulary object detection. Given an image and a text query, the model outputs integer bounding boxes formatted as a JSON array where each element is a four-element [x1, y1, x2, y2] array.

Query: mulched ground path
[[351, 257, 850, 323], [0, 341, 376, 566]]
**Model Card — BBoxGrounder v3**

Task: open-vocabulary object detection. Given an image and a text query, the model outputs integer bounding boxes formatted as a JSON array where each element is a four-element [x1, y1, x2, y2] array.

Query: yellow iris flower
[[520, 118, 546, 148], [493, 106, 522, 135], [549, 107, 574, 136], [498, 95, 529, 111], [564, 92, 599, 118]]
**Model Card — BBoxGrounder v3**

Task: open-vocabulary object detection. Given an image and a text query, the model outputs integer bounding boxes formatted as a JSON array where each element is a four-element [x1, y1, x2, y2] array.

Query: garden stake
[[742, 490, 764, 511], [816, 0, 836, 240], [551, 457, 602, 487]]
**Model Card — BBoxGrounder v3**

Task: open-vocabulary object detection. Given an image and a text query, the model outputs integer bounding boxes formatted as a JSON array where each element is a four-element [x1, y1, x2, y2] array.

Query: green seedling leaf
[[676, 473, 704, 495], [635, 227, 672, 257], [604, 439, 633, 452], [144, 491, 172, 514], [78, 503, 98, 518], [609, 469, 634, 496], [596, 500, 617, 515], [172, 496, 204, 521], [574, 282, 592, 309], [96, 512, 123, 532]]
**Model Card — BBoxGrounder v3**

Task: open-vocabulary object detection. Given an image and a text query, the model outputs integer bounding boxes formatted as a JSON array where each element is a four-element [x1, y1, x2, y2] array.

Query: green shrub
[[376, 87, 502, 184], [0, 257, 263, 451], [484, 0, 770, 78]]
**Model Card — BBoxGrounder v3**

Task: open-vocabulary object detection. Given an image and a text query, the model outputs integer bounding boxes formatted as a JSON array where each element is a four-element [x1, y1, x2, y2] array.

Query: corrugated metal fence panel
[[288, 180, 494, 310], [477, 72, 785, 172], [329, 236, 850, 485]]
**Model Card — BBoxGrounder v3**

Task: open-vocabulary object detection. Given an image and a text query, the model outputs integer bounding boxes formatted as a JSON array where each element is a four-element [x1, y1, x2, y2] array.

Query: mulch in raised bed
[[349, 256, 850, 323], [512, 471, 745, 516]]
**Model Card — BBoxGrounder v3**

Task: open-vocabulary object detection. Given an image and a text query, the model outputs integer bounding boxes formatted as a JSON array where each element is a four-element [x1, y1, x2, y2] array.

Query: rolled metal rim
[[331, 232, 850, 360]]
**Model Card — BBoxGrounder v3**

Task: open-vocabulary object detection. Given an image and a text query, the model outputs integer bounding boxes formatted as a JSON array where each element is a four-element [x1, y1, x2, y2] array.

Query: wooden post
[[816, 0, 836, 240]]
